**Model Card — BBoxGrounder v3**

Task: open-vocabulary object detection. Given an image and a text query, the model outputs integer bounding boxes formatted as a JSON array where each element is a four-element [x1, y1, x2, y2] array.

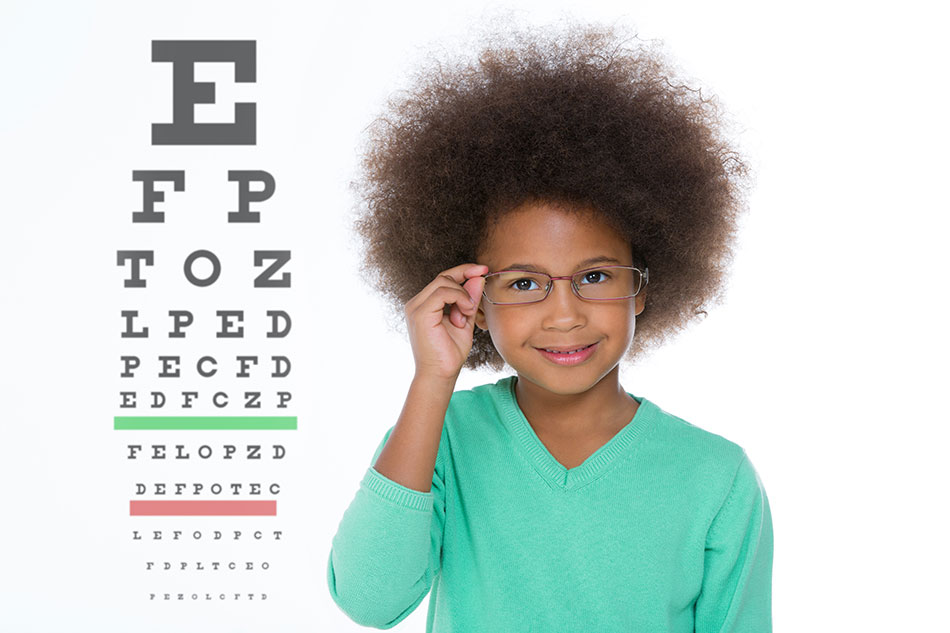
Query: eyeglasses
[[481, 265, 649, 305]]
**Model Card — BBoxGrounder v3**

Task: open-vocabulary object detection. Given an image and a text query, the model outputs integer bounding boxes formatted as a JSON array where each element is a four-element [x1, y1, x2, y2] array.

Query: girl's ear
[[474, 304, 488, 331], [634, 287, 647, 316]]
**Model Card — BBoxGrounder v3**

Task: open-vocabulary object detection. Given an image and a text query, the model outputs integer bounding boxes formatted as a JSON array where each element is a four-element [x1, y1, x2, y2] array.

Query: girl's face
[[474, 201, 646, 398]]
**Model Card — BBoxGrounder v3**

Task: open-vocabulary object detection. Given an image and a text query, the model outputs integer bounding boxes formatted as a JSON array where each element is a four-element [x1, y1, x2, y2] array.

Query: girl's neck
[[513, 366, 639, 440]]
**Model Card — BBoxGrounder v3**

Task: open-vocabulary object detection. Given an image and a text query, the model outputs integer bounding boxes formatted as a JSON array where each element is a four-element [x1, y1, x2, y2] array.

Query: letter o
[[184, 250, 221, 287]]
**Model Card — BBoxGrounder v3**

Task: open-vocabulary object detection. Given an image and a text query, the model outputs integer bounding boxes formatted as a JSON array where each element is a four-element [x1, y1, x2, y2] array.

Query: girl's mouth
[[536, 342, 598, 365]]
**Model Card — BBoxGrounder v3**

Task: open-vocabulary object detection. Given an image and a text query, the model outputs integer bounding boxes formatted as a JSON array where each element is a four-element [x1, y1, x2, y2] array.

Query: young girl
[[327, 21, 773, 632]]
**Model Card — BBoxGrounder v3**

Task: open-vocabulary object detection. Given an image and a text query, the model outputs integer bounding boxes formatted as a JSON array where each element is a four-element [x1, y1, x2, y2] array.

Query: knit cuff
[[361, 467, 435, 512]]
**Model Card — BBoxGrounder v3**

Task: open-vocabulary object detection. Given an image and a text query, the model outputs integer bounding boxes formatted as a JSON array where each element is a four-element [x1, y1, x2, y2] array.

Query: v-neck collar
[[495, 376, 655, 490]]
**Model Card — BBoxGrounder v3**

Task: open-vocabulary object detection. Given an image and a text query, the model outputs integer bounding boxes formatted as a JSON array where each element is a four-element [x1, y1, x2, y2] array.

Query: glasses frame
[[480, 265, 649, 306]]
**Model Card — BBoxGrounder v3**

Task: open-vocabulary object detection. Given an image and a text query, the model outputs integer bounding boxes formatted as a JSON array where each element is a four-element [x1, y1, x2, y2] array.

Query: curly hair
[[353, 19, 749, 370]]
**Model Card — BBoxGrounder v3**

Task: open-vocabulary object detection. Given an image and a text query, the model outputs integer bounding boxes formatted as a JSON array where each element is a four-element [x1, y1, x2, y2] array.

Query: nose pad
[[540, 279, 586, 330]]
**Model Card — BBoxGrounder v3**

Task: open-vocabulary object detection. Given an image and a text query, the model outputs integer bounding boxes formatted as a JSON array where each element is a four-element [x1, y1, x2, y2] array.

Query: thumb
[[462, 275, 485, 305]]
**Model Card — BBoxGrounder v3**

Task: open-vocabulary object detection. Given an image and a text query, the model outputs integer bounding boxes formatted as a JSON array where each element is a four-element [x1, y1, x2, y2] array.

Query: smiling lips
[[539, 343, 594, 354], [535, 342, 598, 365]]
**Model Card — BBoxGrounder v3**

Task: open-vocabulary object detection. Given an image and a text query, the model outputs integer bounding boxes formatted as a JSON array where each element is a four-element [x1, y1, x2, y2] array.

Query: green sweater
[[327, 376, 773, 632]]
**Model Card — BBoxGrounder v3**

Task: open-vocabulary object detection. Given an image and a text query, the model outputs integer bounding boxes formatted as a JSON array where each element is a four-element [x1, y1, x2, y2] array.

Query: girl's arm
[[370, 262, 486, 492], [327, 421, 448, 628], [326, 263, 486, 627], [372, 373, 456, 492], [695, 453, 774, 632]]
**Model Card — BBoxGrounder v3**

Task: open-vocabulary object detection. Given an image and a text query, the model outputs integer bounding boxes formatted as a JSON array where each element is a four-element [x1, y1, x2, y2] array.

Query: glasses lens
[[573, 267, 640, 299], [484, 271, 550, 304]]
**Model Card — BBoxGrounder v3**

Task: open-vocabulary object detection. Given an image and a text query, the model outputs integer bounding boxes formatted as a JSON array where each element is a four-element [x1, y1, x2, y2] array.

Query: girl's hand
[[404, 263, 488, 382]]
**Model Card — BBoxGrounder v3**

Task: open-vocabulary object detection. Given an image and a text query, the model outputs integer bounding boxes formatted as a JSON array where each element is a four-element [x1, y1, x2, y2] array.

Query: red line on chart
[[130, 500, 277, 516]]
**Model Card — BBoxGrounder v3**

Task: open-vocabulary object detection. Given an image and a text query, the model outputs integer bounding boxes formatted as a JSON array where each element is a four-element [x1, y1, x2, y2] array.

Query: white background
[[1, 0, 947, 631]]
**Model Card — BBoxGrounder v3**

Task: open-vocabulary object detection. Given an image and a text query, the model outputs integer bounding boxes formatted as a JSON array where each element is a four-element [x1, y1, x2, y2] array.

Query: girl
[[327, 21, 773, 633]]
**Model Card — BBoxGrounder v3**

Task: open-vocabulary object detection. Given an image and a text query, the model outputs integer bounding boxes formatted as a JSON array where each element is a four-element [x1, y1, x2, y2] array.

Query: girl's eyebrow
[[500, 256, 624, 272]]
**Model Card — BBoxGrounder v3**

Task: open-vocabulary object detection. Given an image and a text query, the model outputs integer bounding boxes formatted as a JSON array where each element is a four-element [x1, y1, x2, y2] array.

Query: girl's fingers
[[445, 270, 486, 328], [412, 286, 476, 321], [447, 300, 479, 330], [462, 275, 486, 306], [404, 264, 487, 378], [443, 262, 489, 284], [406, 264, 488, 310], [406, 265, 487, 314], [448, 303, 466, 328]]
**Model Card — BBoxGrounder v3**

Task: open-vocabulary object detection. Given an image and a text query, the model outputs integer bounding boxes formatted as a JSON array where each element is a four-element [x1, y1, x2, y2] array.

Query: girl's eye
[[510, 277, 541, 292], [579, 269, 611, 284]]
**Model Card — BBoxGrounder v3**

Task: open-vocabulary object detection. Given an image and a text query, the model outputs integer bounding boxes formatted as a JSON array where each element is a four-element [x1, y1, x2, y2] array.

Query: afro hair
[[352, 19, 750, 370]]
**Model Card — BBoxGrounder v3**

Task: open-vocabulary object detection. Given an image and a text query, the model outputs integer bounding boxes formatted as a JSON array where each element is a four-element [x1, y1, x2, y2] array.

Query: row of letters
[[133, 530, 283, 541], [119, 390, 291, 408], [134, 482, 280, 495], [149, 593, 268, 601], [145, 561, 270, 571], [128, 444, 285, 460]]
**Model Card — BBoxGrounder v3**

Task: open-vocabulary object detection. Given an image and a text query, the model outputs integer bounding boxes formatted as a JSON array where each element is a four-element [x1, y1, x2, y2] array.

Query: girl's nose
[[540, 279, 586, 331]]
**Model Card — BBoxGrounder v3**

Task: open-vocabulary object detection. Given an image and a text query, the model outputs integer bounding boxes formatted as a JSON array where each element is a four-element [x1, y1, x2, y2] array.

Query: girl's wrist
[[410, 369, 460, 395]]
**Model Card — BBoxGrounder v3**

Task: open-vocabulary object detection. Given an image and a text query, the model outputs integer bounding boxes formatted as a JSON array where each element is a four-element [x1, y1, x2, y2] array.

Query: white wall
[[1, 0, 946, 630]]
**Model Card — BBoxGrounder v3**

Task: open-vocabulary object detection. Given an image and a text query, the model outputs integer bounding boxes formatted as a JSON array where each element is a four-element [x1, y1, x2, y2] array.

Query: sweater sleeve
[[695, 451, 774, 633], [327, 425, 447, 629]]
